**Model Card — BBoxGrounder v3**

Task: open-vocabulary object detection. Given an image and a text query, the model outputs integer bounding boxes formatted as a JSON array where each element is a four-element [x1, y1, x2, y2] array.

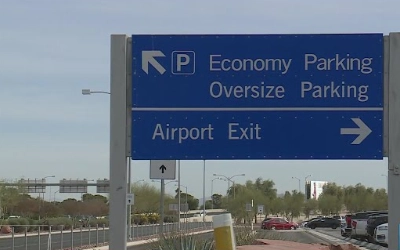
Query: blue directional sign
[[131, 34, 384, 160]]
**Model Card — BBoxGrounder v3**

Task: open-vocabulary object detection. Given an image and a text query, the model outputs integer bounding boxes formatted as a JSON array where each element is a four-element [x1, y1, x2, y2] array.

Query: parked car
[[306, 217, 341, 229], [366, 214, 388, 242], [263, 217, 298, 230], [341, 214, 352, 237], [351, 210, 387, 240], [374, 223, 388, 246], [333, 215, 346, 224], [261, 218, 272, 229], [340, 221, 352, 237], [301, 217, 320, 228]]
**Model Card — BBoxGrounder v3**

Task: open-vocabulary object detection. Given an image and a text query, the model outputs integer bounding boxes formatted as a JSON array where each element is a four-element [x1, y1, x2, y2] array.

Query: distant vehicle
[[306, 217, 341, 229], [373, 223, 388, 246], [301, 217, 320, 228], [7, 215, 20, 219], [351, 210, 387, 240], [262, 217, 298, 230], [366, 214, 388, 242]]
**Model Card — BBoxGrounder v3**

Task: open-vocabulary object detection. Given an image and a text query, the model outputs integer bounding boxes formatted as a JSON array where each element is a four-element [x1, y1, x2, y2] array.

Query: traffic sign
[[149, 160, 176, 180], [245, 203, 252, 212], [126, 193, 134, 205], [257, 205, 264, 214], [131, 34, 384, 160]]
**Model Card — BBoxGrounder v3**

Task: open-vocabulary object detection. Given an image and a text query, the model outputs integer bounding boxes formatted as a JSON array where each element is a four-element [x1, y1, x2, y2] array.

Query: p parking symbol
[[172, 51, 195, 75]]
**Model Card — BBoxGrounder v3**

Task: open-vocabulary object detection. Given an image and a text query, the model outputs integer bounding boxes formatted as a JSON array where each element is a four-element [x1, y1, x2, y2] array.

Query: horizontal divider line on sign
[[131, 107, 383, 111]]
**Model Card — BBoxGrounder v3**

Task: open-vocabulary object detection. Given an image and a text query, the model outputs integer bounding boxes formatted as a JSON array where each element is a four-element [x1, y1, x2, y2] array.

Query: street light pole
[[53, 190, 59, 202], [292, 177, 301, 193], [213, 173, 245, 201], [211, 177, 224, 209], [39, 175, 55, 221], [175, 184, 188, 226]]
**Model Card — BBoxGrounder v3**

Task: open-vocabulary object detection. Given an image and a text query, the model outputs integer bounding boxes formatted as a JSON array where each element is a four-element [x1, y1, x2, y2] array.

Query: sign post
[[109, 34, 129, 250], [106, 33, 387, 250]]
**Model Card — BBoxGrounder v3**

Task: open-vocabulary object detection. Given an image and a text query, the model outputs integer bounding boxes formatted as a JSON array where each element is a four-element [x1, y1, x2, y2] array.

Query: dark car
[[366, 214, 388, 241], [306, 217, 341, 229]]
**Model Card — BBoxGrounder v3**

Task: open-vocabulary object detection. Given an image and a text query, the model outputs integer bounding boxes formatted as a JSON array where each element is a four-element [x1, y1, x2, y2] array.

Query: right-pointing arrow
[[142, 50, 166, 75], [340, 118, 372, 145]]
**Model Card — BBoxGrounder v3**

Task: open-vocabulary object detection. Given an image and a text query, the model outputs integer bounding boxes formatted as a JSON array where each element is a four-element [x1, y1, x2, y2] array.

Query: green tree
[[371, 188, 388, 210], [131, 182, 173, 214], [287, 190, 305, 220], [303, 198, 318, 218], [211, 194, 223, 209], [174, 188, 199, 210], [318, 194, 339, 215], [82, 194, 107, 203], [269, 197, 284, 216]]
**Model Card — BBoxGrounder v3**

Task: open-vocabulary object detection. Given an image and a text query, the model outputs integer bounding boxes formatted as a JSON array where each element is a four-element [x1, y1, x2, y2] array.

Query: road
[[0, 222, 212, 250]]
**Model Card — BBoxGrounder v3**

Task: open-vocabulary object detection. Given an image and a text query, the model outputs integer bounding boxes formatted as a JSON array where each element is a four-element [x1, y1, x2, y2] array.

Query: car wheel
[[290, 226, 295, 230], [271, 226, 276, 230], [332, 226, 337, 229], [310, 225, 316, 229]]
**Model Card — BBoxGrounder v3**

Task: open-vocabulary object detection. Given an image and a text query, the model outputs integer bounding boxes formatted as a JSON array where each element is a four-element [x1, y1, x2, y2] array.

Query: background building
[[306, 180, 328, 200]]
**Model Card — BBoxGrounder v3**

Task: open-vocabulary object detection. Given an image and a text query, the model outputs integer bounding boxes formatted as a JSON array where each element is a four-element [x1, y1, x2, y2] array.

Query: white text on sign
[[152, 123, 262, 143]]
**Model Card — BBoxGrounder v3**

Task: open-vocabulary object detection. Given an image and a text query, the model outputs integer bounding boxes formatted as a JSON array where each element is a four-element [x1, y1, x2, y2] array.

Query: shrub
[[7, 218, 27, 233], [133, 214, 149, 225], [234, 226, 257, 246], [89, 218, 109, 227], [44, 217, 73, 231], [28, 219, 38, 232], [164, 215, 176, 223], [146, 213, 160, 224], [154, 232, 214, 250]]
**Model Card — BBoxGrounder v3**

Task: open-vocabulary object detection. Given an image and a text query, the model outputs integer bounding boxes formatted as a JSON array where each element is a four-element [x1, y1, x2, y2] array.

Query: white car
[[374, 223, 388, 246]]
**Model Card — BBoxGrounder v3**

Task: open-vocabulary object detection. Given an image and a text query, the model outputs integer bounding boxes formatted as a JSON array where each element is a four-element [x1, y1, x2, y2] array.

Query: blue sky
[[0, 0, 395, 201]]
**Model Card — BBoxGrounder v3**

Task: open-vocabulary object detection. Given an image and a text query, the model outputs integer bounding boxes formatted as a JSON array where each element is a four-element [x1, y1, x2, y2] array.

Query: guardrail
[[0, 221, 213, 250]]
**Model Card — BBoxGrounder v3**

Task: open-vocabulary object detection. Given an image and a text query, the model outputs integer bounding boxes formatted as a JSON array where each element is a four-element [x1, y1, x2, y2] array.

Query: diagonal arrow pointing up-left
[[142, 50, 166, 75]]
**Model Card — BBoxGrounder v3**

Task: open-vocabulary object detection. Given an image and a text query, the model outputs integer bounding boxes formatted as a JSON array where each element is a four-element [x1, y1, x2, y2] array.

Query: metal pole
[[109, 34, 128, 250], [298, 179, 301, 193], [160, 179, 165, 236], [233, 181, 236, 199], [211, 179, 214, 210], [185, 187, 188, 227], [177, 160, 181, 230], [388, 32, 400, 250], [127, 158, 132, 240], [202, 160, 206, 222], [227, 179, 230, 204]]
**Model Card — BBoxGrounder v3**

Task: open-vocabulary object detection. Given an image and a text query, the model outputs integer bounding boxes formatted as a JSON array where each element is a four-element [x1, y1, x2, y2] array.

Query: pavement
[[0, 222, 212, 250], [309, 228, 388, 250], [237, 228, 361, 250]]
